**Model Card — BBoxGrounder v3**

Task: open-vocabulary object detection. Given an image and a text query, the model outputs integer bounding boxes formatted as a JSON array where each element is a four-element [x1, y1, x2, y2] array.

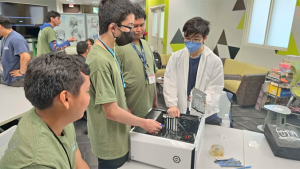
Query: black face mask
[[113, 27, 135, 46]]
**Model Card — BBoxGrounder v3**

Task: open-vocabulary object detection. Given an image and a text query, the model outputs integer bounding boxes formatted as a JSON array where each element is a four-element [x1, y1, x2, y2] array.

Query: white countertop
[[0, 84, 32, 126]]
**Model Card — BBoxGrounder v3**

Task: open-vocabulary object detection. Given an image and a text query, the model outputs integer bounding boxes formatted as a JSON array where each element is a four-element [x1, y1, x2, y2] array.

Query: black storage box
[[264, 124, 300, 161]]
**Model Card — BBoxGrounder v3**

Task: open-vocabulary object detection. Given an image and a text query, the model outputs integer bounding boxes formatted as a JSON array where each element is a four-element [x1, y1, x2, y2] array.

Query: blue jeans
[[205, 113, 222, 126]]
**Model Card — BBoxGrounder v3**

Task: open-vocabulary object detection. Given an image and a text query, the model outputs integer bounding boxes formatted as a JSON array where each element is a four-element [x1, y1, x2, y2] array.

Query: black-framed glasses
[[117, 24, 134, 31], [184, 37, 203, 43]]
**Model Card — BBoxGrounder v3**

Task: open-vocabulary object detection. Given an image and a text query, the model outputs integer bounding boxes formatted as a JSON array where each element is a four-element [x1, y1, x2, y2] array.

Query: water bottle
[[221, 114, 230, 139]]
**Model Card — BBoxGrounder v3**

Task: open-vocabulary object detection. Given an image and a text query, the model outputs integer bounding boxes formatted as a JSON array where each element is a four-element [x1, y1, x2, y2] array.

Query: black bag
[[264, 123, 300, 161], [153, 51, 162, 69]]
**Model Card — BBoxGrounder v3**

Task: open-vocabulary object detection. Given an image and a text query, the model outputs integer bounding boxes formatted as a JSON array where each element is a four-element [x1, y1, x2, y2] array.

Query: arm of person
[[75, 149, 89, 169], [91, 70, 161, 133], [163, 54, 180, 117], [151, 49, 158, 109], [153, 88, 158, 109], [9, 40, 31, 77], [204, 60, 224, 117], [102, 102, 161, 133], [19, 52, 30, 74], [9, 52, 31, 77], [49, 40, 70, 51]]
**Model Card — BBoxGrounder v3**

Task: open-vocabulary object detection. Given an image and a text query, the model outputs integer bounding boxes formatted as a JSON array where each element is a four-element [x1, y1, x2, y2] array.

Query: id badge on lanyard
[[131, 40, 155, 85], [147, 71, 155, 84]]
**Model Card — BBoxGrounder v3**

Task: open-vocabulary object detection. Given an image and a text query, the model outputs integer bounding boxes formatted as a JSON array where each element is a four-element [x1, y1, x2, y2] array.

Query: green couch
[[222, 58, 269, 106]]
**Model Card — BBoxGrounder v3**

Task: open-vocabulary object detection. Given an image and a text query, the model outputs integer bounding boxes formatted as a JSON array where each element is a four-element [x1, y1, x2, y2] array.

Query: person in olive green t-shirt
[[37, 11, 77, 57], [86, 0, 162, 168], [0, 52, 90, 169], [116, 4, 158, 118]]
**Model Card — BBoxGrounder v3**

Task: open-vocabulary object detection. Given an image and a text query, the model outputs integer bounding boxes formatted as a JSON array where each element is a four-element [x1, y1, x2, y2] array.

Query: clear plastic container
[[221, 114, 230, 139]]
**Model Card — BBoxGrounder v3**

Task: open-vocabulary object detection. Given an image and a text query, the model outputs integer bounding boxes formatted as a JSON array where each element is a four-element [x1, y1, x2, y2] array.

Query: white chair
[[0, 125, 17, 160]]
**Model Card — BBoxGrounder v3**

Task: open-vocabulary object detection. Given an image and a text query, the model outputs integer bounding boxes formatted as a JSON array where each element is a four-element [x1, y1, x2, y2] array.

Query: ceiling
[[58, 0, 145, 5], [58, 0, 100, 5]]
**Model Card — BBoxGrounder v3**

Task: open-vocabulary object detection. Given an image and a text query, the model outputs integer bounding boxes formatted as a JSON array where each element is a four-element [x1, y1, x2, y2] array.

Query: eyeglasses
[[117, 24, 134, 31], [184, 37, 203, 43]]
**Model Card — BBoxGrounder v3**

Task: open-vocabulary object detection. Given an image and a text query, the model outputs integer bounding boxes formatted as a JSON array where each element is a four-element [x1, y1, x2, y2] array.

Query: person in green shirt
[[37, 11, 77, 57], [116, 4, 158, 118], [0, 52, 90, 169], [86, 0, 162, 168]]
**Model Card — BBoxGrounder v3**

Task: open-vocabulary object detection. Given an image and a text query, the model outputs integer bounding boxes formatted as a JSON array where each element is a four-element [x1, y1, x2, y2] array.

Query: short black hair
[[133, 4, 146, 20], [24, 51, 90, 110], [77, 41, 89, 55], [183, 17, 210, 38], [0, 15, 12, 29], [47, 10, 61, 23], [98, 0, 135, 35], [86, 38, 94, 45]]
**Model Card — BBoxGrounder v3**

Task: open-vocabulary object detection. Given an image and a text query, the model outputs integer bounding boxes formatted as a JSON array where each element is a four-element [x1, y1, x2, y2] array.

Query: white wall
[[237, 0, 300, 69], [0, 0, 57, 11], [166, 0, 222, 54], [202, 0, 300, 69], [167, 0, 202, 54], [166, 0, 300, 68], [56, 0, 63, 13]]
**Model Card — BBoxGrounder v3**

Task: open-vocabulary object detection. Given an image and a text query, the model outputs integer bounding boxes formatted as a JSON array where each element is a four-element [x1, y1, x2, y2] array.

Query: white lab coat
[[163, 45, 224, 117]]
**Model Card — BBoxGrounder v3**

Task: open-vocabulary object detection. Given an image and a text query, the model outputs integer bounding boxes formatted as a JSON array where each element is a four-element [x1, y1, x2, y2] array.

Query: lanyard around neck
[[47, 125, 72, 169], [97, 36, 126, 88], [131, 40, 149, 84]]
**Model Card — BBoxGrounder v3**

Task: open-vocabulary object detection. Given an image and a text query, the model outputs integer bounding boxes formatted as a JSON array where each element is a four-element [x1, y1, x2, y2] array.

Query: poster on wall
[[54, 14, 87, 46], [86, 14, 99, 40]]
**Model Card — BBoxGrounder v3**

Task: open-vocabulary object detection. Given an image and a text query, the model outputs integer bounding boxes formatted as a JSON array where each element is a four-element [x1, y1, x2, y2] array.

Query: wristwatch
[[19, 70, 25, 75]]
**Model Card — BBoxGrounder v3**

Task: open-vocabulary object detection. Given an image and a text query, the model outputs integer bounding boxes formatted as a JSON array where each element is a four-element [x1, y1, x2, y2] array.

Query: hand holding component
[[141, 119, 162, 134], [167, 106, 180, 118]]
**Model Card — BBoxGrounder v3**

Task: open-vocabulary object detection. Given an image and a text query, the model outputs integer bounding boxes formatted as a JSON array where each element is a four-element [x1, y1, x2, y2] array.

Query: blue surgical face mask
[[185, 41, 202, 54]]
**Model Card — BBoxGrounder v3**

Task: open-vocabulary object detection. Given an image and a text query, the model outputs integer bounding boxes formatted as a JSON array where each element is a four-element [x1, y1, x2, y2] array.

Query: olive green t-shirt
[[0, 108, 78, 169], [86, 44, 130, 160], [37, 27, 56, 57], [116, 39, 158, 118]]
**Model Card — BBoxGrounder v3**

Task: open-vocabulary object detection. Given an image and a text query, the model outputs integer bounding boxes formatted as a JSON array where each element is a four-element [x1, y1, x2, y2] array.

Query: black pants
[[98, 152, 129, 169]]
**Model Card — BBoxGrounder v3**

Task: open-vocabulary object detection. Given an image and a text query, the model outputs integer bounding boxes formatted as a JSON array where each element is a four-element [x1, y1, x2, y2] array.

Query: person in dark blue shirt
[[0, 15, 30, 87]]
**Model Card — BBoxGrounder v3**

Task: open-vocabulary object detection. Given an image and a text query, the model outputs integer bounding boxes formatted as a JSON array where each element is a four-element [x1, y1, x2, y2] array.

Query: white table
[[121, 125, 245, 169], [243, 130, 299, 169], [0, 84, 32, 126], [198, 125, 245, 169]]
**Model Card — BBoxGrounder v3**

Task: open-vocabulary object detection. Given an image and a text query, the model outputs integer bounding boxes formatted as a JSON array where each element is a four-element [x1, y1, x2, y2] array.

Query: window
[[159, 9, 165, 38], [244, 0, 297, 49], [93, 7, 98, 14], [152, 11, 158, 37]]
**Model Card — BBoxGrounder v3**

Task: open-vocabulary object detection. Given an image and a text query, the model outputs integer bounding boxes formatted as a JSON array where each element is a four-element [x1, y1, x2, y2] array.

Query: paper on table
[[248, 141, 260, 148], [157, 77, 163, 80]]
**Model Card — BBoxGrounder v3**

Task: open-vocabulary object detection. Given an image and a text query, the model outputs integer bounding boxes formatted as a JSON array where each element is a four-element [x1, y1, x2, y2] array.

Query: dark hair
[[0, 15, 12, 29], [24, 51, 90, 110], [77, 41, 89, 55], [98, 0, 135, 35], [183, 17, 210, 38], [133, 4, 146, 20], [47, 10, 61, 23], [86, 38, 94, 45]]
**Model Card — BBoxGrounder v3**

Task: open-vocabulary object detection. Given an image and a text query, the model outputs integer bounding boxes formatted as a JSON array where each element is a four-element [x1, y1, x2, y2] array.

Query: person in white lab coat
[[163, 17, 224, 125]]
